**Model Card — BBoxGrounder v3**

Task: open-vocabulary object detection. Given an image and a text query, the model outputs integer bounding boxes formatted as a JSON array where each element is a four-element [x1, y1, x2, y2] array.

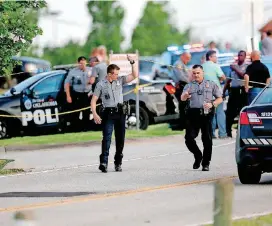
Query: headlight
[[25, 63, 38, 74]]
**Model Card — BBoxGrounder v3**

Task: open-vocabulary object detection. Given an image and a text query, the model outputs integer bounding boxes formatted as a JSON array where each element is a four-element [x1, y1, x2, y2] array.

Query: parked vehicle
[[236, 82, 272, 184], [0, 56, 51, 88]]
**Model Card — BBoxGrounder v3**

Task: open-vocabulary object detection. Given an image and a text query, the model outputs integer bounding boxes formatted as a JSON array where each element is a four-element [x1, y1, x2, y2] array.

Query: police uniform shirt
[[93, 76, 127, 107], [91, 62, 108, 82], [173, 60, 189, 84], [245, 60, 270, 88], [230, 62, 248, 87], [183, 80, 222, 108], [64, 67, 92, 93]]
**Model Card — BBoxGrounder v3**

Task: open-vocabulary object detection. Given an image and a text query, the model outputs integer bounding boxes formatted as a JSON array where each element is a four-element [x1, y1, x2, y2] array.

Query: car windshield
[[254, 87, 272, 105], [4, 72, 53, 95], [139, 60, 154, 73], [264, 63, 272, 76]]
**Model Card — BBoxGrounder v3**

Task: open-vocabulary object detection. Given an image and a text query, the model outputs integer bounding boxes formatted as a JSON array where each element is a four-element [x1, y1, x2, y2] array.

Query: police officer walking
[[181, 65, 223, 171], [91, 55, 138, 173], [64, 56, 92, 131]]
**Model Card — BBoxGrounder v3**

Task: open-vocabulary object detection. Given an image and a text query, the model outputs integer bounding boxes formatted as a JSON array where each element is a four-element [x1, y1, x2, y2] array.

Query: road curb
[[2, 134, 183, 152]]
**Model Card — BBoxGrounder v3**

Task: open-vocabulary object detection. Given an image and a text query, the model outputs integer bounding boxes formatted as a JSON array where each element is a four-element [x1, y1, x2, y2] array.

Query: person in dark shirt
[[244, 50, 271, 104]]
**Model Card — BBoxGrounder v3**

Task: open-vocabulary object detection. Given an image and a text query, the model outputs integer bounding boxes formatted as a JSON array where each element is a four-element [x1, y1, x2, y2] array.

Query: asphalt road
[[1, 134, 272, 226]]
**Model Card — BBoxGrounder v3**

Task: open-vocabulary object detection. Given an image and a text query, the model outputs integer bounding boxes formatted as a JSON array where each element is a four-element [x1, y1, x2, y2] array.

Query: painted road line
[[0, 141, 235, 179], [0, 175, 237, 213]]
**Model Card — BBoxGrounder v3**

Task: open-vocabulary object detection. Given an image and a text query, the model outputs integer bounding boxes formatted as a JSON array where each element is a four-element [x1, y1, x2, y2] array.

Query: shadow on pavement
[[0, 192, 96, 198]]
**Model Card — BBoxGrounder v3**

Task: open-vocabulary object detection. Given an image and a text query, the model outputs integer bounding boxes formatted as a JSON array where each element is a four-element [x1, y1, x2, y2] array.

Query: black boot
[[193, 154, 202, 169], [202, 165, 209, 171], [99, 163, 107, 173], [115, 164, 122, 172]]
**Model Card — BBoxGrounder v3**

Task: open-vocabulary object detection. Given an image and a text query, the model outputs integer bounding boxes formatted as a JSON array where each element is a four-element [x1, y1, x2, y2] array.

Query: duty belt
[[187, 107, 214, 116]]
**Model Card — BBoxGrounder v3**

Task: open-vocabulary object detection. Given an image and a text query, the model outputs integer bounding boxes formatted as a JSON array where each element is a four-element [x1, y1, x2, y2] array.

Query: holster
[[120, 101, 130, 115]]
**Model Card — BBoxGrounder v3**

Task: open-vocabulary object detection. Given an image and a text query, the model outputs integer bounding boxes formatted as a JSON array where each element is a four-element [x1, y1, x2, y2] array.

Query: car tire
[[237, 165, 262, 184], [0, 118, 9, 139], [127, 104, 149, 130]]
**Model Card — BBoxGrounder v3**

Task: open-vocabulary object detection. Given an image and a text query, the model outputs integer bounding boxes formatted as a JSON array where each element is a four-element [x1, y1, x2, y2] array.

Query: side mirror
[[10, 87, 16, 95], [161, 65, 168, 69]]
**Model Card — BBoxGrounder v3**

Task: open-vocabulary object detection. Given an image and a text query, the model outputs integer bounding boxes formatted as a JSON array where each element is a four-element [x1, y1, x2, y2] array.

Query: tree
[[84, 0, 125, 54], [0, 0, 47, 77], [130, 1, 190, 56], [42, 41, 86, 66]]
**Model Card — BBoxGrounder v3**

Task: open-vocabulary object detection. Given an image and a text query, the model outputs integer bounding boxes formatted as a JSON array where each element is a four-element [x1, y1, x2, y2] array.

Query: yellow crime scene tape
[[0, 59, 269, 118], [0, 82, 153, 118]]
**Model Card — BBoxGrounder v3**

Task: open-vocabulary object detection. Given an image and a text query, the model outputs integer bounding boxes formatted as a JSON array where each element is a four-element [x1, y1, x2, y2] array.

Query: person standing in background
[[223, 50, 248, 138], [244, 51, 271, 104], [172, 52, 192, 130], [202, 50, 228, 139]]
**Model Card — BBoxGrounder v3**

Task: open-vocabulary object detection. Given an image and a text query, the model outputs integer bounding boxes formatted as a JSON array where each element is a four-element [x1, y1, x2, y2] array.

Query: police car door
[[21, 73, 65, 129]]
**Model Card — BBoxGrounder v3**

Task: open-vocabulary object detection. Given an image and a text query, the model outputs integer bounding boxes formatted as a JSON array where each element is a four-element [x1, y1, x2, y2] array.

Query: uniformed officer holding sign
[[91, 55, 137, 173], [64, 56, 92, 131], [181, 65, 223, 171]]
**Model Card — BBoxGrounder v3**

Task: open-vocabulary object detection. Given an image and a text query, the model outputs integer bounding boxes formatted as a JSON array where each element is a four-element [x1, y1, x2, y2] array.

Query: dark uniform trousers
[[185, 108, 213, 166], [68, 91, 91, 130], [100, 106, 126, 166], [175, 81, 188, 129], [226, 87, 247, 137]]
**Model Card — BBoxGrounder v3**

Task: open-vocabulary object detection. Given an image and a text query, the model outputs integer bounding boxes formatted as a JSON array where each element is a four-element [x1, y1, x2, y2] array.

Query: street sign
[[109, 53, 139, 84]]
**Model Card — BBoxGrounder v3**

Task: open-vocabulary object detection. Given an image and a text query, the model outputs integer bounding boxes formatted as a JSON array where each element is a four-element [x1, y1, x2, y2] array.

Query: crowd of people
[[174, 48, 271, 140]]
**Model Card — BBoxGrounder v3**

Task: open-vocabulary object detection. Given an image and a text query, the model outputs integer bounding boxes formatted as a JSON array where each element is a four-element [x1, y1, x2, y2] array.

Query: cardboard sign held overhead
[[109, 53, 139, 84]]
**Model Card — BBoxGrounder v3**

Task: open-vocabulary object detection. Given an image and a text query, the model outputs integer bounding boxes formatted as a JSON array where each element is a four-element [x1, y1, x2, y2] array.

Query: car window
[[32, 74, 64, 95], [254, 87, 272, 104], [139, 61, 154, 73]]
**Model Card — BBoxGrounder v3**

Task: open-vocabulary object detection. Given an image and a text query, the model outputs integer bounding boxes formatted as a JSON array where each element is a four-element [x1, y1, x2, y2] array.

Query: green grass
[[0, 159, 14, 170], [0, 124, 182, 147], [0, 159, 24, 175], [207, 213, 272, 225], [0, 169, 25, 175]]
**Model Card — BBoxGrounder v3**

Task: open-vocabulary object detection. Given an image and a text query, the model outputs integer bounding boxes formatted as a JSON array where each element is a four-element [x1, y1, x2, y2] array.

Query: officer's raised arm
[[91, 82, 102, 124], [123, 55, 138, 84]]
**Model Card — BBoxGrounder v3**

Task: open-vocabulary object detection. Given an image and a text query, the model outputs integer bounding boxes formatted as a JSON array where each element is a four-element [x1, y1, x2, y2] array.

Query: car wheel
[[126, 104, 149, 130], [0, 119, 9, 139], [237, 165, 262, 184]]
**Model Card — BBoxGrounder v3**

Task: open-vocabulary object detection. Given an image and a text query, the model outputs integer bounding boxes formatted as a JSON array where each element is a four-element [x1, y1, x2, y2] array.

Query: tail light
[[240, 112, 262, 125], [165, 84, 176, 94]]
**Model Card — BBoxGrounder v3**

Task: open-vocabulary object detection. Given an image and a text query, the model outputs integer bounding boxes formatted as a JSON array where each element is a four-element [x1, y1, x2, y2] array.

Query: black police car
[[0, 70, 68, 139], [236, 83, 272, 184]]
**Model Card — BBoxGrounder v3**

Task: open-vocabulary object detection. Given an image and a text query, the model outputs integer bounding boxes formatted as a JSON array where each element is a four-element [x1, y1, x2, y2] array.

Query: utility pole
[[251, 0, 255, 50]]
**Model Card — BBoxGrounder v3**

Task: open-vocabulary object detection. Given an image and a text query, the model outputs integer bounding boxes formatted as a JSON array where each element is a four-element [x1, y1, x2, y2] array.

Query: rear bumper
[[237, 143, 272, 171]]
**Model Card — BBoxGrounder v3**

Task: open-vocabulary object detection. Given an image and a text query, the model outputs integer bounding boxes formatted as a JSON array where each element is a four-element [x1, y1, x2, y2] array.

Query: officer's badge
[[117, 81, 120, 86], [205, 82, 209, 88]]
